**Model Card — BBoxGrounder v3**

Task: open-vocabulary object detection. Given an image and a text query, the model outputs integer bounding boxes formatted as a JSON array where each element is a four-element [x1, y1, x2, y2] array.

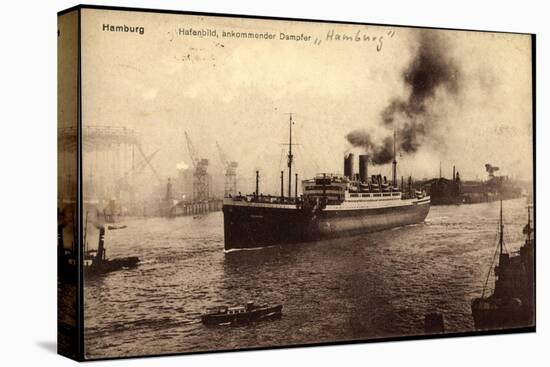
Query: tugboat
[[58, 214, 139, 282], [83, 226, 139, 277], [201, 301, 283, 326], [471, 202, 534, 330]]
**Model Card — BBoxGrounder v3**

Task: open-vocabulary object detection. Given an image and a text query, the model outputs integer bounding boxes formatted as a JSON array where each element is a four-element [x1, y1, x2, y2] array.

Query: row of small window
[[349, 193, 400, 198], [305, 185, 344, 191]]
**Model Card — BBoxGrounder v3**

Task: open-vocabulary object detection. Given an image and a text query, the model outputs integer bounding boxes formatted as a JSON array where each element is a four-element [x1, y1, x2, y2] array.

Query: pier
[[164, 199, 223, 217]]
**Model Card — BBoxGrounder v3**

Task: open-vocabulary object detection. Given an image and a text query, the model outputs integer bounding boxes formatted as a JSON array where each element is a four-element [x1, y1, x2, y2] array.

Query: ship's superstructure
[[222, 115, 430, 251], [471, 203, 534, 329]]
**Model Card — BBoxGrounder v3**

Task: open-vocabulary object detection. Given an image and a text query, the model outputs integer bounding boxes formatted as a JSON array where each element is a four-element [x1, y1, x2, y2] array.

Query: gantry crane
[[216, 141, 238, 197], [185, 132, 209, 202]]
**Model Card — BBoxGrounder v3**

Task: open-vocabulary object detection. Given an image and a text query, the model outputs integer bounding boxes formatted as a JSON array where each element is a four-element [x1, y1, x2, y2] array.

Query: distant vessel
[[422, 164, 523, 206], [471, 202, 534, 329], [201, 301, 283, 325], [461, 165, 523, 204], [425, 165, 463, 205], [222, 115, 430, 251]]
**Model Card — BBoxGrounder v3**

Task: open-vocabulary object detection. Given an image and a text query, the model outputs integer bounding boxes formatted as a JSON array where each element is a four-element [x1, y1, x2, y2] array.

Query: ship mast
[[84, 210, 88, 254], [392, 129, 397, 188], [527, 205, 532, 243], [287, 113, 294, 199], [481, 199, 505, 299], [499, 199, 504, 256]]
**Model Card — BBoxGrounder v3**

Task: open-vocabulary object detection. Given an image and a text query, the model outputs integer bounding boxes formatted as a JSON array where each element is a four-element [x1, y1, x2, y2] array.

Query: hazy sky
[[81, 9, 533, 195]]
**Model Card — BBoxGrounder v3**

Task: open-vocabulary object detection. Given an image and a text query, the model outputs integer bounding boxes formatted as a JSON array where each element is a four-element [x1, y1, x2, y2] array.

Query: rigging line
[[481, 223, 501, 298], [500, 211, 509, 254], [292, 122, 306, 173], [290, 116, 311, 171], [481, 248, 499, 300], [291, 159, 299, 175], [295, 145, 304, 171], [297, 143, 321, 173], [278, 145, 285, 170], [296, 112, 337, 126]]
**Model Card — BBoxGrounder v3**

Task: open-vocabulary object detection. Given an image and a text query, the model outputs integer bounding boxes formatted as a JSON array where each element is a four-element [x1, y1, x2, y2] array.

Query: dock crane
[[124, 149, 161, 181], [185, 132, 209, 202], [135, 146, 163, 184], [485, 163, 500, 178], [216, 141, 238, 197]]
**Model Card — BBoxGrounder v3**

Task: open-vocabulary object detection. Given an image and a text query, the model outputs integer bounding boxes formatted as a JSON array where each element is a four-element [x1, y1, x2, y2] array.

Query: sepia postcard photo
[[57, 5, 535, 360]]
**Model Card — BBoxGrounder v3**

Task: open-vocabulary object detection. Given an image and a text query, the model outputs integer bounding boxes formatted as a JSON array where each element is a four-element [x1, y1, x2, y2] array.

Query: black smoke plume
[[345, 131, 394, 165], [346, 31, 460, 164]]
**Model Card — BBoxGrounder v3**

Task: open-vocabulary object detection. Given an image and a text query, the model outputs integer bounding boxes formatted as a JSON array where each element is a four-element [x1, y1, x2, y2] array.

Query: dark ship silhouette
[[58, 210, 139, 282], [82, 226, 139, 276], [423, 164, 523, 206], [471, 202, 534, 329], [201, 301, 283, 326]]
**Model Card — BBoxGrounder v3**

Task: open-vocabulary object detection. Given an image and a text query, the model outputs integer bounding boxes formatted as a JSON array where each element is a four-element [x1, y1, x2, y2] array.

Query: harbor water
[[83, 198, 530, 359]]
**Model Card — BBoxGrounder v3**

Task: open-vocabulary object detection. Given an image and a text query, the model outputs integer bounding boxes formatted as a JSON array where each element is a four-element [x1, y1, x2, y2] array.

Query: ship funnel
[[344, 153, 355, 179], [359, 155, 369, 183], [97, 227, 106, 261]]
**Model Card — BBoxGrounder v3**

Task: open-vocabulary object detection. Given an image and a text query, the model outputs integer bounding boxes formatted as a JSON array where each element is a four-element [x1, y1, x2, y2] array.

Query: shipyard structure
[[59, 126, 232, 220], [58, 125, 163, 221], [161, 133, 233, 217], [222, 115, 430, 251]]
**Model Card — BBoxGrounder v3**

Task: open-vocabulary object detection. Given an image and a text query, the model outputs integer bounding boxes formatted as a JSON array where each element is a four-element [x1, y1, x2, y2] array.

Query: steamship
[[222, 115, 430, 251]]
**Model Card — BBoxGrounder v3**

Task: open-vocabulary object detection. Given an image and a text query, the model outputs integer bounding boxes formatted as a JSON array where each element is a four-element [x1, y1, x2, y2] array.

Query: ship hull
[[471, 296, 530, 330], [223, 198, 430, 251], [201, 304, 283, 326]]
